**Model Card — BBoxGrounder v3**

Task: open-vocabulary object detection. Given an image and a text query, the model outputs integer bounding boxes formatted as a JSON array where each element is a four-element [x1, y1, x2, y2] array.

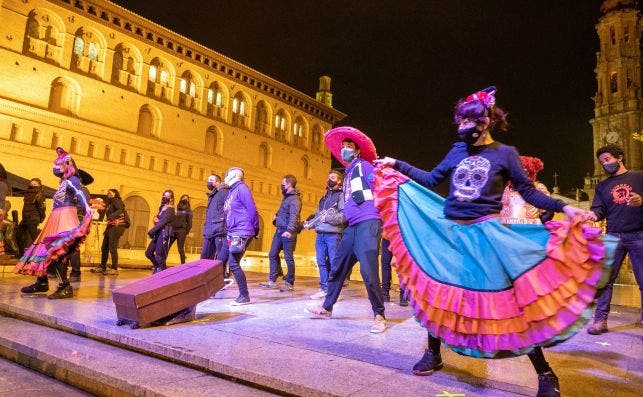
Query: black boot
[[47, 283, 73, 299], [537, 371, 560, 397], [21, 281, 49, 294], [381, 289, 391, 302], [399, 293, 409, 307], [412, 349, 443, 376]]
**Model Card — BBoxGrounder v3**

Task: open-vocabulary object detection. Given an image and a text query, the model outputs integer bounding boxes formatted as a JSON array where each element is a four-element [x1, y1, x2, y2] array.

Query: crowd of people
[[1, 85, 640, 397]]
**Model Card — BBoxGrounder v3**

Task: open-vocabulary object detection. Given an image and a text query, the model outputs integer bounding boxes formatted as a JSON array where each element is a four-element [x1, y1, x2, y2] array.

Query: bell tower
[[590, 0, 642, 175]]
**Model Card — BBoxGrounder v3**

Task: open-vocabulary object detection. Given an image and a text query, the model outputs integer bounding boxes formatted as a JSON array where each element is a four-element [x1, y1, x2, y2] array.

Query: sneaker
[[412, 349, 443, 376], [90, 266, 105, 274], [587, 319, 608, 335], [105, 268, 119, 276], [536, 371, 560, 397], [47, 284, 73, 300], [69, 275, 81, 283], [221, 278, 235, 290], [370, 314, 387, 333], [399, 294, 409, 307], [279, 282, 294, 292], [305, 305, 332, 319], [230, 296, 251, 306], [21, 282, 49, 294], [258, 281, 278, 289], [310, 289, 327, 300]]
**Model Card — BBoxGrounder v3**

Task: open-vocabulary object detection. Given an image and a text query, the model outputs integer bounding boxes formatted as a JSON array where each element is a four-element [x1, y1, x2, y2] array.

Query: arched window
[[147, 57, 173, 102], [293, 116, 306, 148], [111, 43, 141, 90], [179, 70, 198, 110], [49, 77, 81, 115], [206, 82, 223, 118], [231, 92, 247, 127], [254, 101, 269, 135], [70, 27, 105, 77], [23, 9, 65, 65], [258, 142, 270, 168], [121, 195, 150, 249], [136, 104, 161, 137], [274, 110, 287, 142], [301, 156, 310, 179], [311, 125, 322, 153], [205, 126, 221, 155]]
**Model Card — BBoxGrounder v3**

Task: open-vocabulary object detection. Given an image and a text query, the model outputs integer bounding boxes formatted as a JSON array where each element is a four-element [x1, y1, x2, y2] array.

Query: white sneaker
[[229, 296, 250, 306], [370, 314, 386, 334], [310, 289, 327, 300]]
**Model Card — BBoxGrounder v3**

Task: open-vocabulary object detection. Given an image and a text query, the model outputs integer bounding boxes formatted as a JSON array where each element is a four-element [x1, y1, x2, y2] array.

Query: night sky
[[112, 0, 606, 195]]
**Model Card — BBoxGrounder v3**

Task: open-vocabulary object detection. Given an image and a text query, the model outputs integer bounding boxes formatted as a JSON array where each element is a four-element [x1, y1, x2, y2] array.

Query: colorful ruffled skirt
[[13, 205, 92, 277], [374, 168, 617, 358]]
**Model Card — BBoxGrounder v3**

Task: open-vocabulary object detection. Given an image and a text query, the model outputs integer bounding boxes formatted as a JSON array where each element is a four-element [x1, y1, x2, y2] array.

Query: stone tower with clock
[[590, 0, 642, 176]]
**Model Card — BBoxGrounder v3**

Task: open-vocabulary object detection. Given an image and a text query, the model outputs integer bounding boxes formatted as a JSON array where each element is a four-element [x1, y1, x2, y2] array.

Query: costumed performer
[[500, 155, 554, 224]]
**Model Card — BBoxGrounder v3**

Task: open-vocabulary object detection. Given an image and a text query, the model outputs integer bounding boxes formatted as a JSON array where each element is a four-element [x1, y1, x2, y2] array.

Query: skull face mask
[[452, 155, 491, 201]]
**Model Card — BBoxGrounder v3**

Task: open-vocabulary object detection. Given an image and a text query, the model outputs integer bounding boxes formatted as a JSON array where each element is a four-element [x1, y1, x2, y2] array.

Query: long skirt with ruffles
[[13, 205, 91, 277], [374, 167, 618, 358]]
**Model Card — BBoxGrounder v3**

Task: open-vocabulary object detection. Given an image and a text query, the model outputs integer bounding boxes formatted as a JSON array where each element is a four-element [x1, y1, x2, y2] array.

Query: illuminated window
[[112, 43, 140, 89], [148, 65, 157, 81], [293, 117, 306, 147], [147, 58, 173, 101], [207, 83, 223, 118], [70, 27, 104, 77], [231, 93, 247, 127], [274, 110, 287, 142], [178, 71, 198, 109]]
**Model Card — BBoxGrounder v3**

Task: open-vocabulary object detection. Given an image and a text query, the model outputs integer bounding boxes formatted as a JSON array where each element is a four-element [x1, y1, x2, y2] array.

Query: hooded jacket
[[274, 188, 302, 234], [224, 181, 259, 238], [203, 186, 228, 237]]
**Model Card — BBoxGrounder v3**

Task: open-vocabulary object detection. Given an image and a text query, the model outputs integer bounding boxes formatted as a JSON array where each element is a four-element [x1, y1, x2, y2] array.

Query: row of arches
[[24, 8, 326, 153]]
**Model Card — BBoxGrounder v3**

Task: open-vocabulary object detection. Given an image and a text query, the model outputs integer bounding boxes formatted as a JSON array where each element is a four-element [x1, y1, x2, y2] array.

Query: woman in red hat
[[14, 147, 93, 299], [374, 86, 616, 397]]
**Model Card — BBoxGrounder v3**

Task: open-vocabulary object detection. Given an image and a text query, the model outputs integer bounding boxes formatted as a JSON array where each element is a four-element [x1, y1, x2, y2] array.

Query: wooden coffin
[[112, 259, 223, 328]]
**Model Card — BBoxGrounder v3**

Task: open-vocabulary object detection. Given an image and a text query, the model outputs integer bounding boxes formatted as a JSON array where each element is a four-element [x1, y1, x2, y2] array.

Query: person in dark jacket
[[170, 194, 192, 264], [201, 174, 231, 278], [145, 190, 175, 273], [19, 178, 46, 255], [0, 163, 8, 256], [91, 188, 126, 275], [68, 169, 92, 282], [259, 174, 302, 292]]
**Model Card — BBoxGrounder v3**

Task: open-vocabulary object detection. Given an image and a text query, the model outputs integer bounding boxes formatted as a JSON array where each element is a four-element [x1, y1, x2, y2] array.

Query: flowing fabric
[[374, 167, 617, 358], [13, 206, 92, 276]]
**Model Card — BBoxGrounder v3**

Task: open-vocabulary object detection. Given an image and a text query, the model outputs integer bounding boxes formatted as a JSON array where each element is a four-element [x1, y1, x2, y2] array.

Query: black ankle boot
[[412, 349, 443, 376], [47, 283, 73, 300], [537, 371, 560, 397], [21, 282, 49, 294]]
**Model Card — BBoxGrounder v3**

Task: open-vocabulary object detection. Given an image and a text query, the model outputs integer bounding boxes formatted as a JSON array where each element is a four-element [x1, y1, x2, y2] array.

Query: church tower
[[590, 0, 642, 176]]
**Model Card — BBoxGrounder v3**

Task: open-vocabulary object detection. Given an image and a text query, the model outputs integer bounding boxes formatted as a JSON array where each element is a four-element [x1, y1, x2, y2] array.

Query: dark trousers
[[69, 251, 81, 277], [594, 231, 643, 321], [268, 228, 297, 285], [323, 219, 385, 317], [228, 236, 253, 299], [381, 238, 404, 297], [201, 235, 229, 274], [145, 234, 170, 271], [315, 232, 341, 292], [170, 229, 188, 264], [100, 226, 125, 270], [20, 222, 39, 255]]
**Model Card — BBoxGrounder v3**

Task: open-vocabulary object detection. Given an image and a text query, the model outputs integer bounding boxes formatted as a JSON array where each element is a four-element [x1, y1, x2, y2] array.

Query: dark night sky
[[112, 0, 606, 195]]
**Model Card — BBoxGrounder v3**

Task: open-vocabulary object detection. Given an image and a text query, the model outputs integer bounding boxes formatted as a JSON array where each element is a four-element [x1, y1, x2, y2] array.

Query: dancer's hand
[[373, 157, 397, 167], [562, 205, 596, 221]]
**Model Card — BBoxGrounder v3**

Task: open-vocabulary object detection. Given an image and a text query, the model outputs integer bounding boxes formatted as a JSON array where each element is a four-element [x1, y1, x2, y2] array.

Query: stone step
[[0, 315, 278, 397]]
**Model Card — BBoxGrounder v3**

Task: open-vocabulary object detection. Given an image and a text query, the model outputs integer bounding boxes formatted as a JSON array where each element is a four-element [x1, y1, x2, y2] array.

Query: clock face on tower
[[605, 129, 620, 144]]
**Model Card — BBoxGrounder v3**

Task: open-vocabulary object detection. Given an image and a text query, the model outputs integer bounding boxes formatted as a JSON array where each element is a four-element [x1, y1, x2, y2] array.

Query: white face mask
[[224, 175, 236, 186]]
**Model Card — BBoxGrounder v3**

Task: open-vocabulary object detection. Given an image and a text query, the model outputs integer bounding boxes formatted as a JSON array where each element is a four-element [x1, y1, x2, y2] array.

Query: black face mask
[[53, 167, 64, 178], [602, 161, 619, 175], [281, 185, 288, 195], [327, 179, 338, 188], [161, 196, 170, 205], [458, 126, 482, 145], [207, 182, 215, 191]]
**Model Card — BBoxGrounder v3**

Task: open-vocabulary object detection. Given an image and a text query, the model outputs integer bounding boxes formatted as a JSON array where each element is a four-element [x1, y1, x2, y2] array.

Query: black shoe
[[412, 349, 443, 376], [47, 284, 73, 300], [399, 295, 409, 307], [537, 371, 560, 397], [21, 282, 49, 294], [69, 275, 81, 283], [382, 294, 391, 302]]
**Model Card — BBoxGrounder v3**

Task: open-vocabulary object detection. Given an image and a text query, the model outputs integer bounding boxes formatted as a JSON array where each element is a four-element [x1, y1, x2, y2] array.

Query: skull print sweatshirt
[[394, 141, 566, 220]]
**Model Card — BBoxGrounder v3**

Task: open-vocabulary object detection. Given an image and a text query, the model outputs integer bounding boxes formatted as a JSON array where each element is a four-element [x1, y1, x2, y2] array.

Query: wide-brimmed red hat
[[324, 126, 377, 166]]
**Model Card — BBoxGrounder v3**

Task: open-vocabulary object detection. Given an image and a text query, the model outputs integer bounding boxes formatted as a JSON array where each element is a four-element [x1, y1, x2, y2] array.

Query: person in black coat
[[145, 190, 175, 273], [170, 194, 192, 264], [19, 178, 46, 255], [91, 188, 127, 275]]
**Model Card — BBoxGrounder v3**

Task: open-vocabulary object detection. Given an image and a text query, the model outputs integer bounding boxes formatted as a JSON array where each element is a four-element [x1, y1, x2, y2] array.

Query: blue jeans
[[323, 219, 385, 317], [315, 232, 341, 292], [268, 228, 297, 285], [594, 231, 643, 321], [227, 235, 252, 299]]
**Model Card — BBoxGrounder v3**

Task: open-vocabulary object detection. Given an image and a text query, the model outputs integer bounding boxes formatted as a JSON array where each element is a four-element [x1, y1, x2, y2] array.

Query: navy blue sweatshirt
[[590, 170, 642, 233], [395, 141, 566, 220]]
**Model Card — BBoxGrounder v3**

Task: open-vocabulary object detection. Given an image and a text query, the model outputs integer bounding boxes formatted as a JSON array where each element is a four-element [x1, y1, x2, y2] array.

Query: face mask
[[327, 179, 338, 188], [341, 148, 355, 162], [207, 182, 215, 191], [281, 185, 288, 195], [161, 196, 170, 205], [458, 125, 481, 145], [53, 167, 64, 178], [224, 175, 235, 186], [602, 161, 619, 175]]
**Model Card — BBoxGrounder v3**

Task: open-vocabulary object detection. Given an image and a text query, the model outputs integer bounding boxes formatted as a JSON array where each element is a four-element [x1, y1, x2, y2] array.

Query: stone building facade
[[0, 0, 346, 261]]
